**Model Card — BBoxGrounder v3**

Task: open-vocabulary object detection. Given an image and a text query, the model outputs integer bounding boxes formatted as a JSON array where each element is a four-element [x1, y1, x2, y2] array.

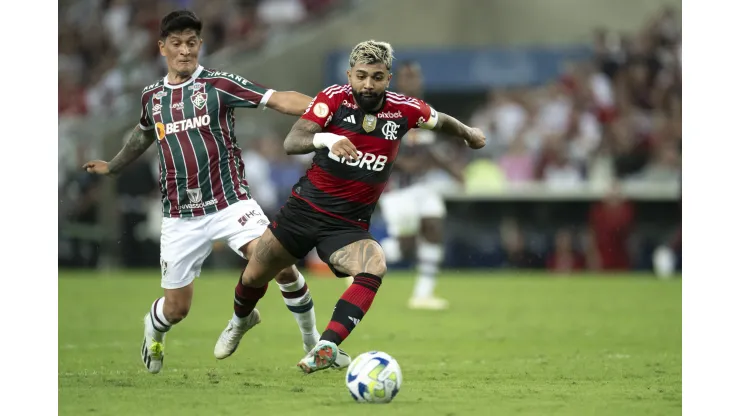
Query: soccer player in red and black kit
[[217, 40, 486, 373]]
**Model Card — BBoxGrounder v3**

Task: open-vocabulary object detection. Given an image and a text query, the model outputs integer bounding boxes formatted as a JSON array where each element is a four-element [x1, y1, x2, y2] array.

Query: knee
[[241, 264, 271, 288], [398, 237, 416, 259], [365, 262, 387, 279], [274, 266, 298, 285], [163, 300, 190, 324], [421, 219, 444, 244]]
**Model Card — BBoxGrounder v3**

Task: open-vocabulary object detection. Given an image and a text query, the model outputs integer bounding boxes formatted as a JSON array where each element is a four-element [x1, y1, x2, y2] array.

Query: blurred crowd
[[59, 0, 343, 119], [468, 6, 681, 188]]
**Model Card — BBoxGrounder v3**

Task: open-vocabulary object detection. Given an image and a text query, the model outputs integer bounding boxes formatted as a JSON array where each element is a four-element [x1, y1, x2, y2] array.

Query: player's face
[[159, 29, 202, 77], [347, 63, 392, 112], [395, 66, 423, 97]]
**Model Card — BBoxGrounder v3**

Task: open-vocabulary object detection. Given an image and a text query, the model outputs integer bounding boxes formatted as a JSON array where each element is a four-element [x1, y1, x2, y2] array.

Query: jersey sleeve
[[409, 98, 439, 131], [138, 92, 154, 131], [300, 87, 341, 128], [215, 74, 275, 109]]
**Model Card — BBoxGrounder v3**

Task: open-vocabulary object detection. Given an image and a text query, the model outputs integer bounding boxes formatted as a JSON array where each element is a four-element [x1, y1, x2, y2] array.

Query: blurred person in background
[[546, 228, 586, 273], [500, 218, 543, 269], [377, 61, 466, 310], [588, 182, 634, 271], [82, 10, 335, 375]]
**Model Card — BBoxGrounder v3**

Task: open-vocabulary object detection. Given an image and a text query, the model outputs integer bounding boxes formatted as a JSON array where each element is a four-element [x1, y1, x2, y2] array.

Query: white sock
[[231, 312, 251, 327], [149, 297, 172, 342], [413, 240, 443, 299], [276, 272, 320, 347]]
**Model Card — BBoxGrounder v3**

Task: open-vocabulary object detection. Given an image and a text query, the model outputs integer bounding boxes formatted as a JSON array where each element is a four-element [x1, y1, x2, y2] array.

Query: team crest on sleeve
[[191, 92, 208, 110], [362, 114, 377, 132], [313, 102, 329, 118]]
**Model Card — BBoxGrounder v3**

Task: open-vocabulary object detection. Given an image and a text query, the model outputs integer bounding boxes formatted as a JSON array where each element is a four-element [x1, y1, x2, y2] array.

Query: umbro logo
[[343, 114, 357, 124]]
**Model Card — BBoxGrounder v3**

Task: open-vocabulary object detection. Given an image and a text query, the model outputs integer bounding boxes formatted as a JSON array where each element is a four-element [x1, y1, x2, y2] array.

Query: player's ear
[[158, 39, 166, 57], [346, 69, 352, 83]]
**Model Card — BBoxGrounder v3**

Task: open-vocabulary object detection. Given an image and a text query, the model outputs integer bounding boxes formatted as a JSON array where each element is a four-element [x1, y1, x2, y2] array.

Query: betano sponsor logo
[[155, 115, 211, 140]]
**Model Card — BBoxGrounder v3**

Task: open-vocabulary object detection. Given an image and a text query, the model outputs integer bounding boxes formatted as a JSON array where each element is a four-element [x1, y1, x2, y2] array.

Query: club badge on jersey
[[362, 114, 377, 133]]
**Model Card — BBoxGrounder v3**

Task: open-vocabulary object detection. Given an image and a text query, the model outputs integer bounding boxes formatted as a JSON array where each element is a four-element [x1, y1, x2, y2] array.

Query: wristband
[[313, 132, 344, 149]]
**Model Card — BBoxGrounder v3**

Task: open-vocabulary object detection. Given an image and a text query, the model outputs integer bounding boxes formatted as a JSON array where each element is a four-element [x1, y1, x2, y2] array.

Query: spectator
[[546, 228, 586, 273], [588, 182, 635, 271]]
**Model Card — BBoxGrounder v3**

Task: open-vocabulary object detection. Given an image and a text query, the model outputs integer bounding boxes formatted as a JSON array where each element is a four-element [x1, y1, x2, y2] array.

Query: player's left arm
[[264, 91, 313, 116], [412, 101, 486, 149], [216, 73, 311, 116], [432, 112, 486, 149]]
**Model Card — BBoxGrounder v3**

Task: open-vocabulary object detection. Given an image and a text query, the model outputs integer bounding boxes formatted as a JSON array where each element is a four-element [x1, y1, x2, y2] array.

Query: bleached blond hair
[[348, 40, 395, 70]]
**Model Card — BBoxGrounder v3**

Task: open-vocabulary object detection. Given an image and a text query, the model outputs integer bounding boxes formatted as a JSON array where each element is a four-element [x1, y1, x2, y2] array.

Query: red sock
[[320, 273, 382, 345], [234, 273, 268, 318]]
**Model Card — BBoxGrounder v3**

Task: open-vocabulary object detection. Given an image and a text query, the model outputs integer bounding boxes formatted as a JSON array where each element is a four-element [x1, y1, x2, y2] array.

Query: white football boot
[[333, 348, 352, 370], [302, 335, 351, 370], [214, 309, 261, 359], [297, 340, 339, 374], [141, 313, 165, 374]]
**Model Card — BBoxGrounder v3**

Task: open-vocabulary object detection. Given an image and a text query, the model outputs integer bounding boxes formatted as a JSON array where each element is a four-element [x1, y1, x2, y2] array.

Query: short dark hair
[[160, 10, 202, 40]]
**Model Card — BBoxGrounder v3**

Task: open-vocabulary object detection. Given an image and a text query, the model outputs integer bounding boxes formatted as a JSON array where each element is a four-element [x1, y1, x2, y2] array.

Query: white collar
[[163, 65, 204, 89]]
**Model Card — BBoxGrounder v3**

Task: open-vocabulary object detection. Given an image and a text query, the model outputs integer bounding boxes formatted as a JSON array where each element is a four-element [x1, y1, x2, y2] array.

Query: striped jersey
[[294, 84, 439, 229], [138, 65, 274, 218]]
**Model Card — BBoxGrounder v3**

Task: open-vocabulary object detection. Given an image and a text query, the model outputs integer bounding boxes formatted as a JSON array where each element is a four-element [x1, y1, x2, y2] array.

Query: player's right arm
[[82, 125, 157, 175], [83, 90, 157, 175], [283, 88, 358, 160]]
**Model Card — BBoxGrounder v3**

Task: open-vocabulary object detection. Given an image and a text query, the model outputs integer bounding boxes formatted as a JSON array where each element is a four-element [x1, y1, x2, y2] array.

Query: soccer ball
[[345, 351, 402, 403]]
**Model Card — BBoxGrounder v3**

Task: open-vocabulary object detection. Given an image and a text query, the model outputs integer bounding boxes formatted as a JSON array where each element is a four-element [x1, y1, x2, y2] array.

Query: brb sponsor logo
[[155, 115, 210, 140], [329, 150, 388, 171]]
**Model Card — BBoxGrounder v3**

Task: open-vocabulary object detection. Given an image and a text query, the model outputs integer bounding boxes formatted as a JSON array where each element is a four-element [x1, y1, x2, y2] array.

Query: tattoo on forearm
[[108, 126, 156, 174], [435, 113, 470, 141], [329, 239, 386, 276], [284, 119, 322, 154]]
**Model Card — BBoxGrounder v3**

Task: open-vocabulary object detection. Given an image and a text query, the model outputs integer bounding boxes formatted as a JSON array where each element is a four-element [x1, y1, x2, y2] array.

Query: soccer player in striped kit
[[83, 10, 351, 373]]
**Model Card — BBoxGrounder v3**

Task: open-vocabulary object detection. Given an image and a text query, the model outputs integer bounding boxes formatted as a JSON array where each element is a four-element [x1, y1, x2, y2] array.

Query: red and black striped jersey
[[292, 84, 439, 229]]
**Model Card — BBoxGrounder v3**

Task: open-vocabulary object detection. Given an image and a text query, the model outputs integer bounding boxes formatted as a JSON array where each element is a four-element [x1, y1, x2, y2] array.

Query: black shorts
[[268, 195, 375, 277]]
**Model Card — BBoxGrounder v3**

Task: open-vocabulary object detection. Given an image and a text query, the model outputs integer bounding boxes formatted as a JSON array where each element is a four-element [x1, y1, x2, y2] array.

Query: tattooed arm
[[283, 119, 322, 154], [82, 125, 157, 175], [433, 112, 486, 150], [283, 118, 359, 160], [329, 239, 387, 278], [109, 125, 157, 173]]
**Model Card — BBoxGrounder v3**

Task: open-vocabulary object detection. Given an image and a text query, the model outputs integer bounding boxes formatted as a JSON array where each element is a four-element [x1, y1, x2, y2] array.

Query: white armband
[[312, 132, 344, 149]]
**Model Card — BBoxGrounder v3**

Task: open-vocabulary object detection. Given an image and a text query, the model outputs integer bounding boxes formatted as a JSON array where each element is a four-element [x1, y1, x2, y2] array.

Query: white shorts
[[159, 199, 269, 289], [378, 184, 446, 237]]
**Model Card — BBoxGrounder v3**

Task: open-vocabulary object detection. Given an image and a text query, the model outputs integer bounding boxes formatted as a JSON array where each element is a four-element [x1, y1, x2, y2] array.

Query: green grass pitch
[[59, 270, 681, 415]]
